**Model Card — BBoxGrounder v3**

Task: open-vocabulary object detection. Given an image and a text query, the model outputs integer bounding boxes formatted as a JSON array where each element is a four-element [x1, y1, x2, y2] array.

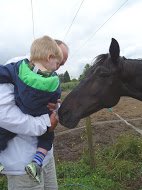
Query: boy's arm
[[0, 84, 51, 136], [0, 63, 15, 83]]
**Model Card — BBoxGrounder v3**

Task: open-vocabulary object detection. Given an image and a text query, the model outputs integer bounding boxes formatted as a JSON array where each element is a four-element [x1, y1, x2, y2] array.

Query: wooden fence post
[[86, 116, 95, 168]]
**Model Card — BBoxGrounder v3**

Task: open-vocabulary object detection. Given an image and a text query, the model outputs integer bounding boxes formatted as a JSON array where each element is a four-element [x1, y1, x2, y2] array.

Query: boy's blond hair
[[30, 35, 63, 63]]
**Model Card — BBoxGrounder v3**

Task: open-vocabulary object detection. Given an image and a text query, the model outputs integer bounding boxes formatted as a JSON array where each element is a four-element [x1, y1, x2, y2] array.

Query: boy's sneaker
[[25, 162, 41, 183], [0, 163, 4, 172]]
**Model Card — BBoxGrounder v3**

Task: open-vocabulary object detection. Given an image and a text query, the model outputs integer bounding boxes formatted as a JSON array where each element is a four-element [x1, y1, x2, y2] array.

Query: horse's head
[[59, 38, 140, 128]]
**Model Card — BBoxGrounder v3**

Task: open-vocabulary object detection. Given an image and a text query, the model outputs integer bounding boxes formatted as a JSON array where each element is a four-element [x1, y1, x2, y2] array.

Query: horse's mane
[[85, 54, 108, 77], [92, 54, 142, 77], [94, 54, 108, 65]]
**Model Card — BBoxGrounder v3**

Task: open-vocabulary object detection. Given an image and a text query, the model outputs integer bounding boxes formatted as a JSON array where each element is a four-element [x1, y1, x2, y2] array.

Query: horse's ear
[[109, 38, 120, 63]]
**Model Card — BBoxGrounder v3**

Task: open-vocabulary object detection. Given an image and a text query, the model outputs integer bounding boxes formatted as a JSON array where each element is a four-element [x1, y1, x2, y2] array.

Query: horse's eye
[[99, 71, 110, 77], [94, 67, 110, 77]]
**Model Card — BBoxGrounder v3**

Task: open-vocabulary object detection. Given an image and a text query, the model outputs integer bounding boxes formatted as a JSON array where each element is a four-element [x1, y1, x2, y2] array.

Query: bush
[[61, 81, 79, 91]]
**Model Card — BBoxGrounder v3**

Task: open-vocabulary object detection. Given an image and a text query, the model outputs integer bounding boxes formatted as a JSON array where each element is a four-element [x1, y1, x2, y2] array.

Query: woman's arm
[[0, 84, 51, 136]]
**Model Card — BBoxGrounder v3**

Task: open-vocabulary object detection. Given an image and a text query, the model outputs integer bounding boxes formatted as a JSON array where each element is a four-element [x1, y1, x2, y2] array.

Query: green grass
[[0, 134, 142, 190], [57, 160, 122, 190], [57, 134, 142, 190]]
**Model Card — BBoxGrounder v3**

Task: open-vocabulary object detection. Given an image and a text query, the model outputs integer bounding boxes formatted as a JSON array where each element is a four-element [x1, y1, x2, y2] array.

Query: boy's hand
[[47, 103, 56, 111], [49, 112, 58, 131], [47, 99, 61, 112]]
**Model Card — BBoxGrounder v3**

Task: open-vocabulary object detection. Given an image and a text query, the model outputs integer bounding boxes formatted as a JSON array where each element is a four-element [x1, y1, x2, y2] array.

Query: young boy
[[0, 35, 63, 183]]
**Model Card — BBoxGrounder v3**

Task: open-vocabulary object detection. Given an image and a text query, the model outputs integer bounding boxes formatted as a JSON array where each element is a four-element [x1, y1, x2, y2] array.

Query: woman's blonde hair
[[30, 35, 63, 63]]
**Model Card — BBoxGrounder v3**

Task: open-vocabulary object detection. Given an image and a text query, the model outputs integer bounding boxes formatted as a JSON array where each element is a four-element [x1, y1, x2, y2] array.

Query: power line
[[31, 0, 35, 40], [70, 0, 129, 59], [63, 0, 85, 41]]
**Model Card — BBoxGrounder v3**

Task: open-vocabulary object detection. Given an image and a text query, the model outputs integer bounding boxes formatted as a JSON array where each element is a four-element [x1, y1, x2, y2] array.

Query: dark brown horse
[[59, 38, 142, 128]]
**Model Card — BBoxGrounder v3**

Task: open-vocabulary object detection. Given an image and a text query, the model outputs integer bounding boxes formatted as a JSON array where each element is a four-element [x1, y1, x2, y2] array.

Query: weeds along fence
[[56, 116, 142, 169]]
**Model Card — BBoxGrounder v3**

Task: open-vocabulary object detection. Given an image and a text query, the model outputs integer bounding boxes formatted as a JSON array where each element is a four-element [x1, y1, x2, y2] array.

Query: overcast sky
[[0, 0, 142, 78]]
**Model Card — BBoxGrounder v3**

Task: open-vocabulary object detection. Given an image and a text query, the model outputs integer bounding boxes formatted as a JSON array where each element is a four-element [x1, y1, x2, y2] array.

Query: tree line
[[58, 63, 91, 83]]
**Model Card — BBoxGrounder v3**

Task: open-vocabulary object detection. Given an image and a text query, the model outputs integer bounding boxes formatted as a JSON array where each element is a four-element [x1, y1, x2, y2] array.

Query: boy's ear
[[47, 54, 54, 61]]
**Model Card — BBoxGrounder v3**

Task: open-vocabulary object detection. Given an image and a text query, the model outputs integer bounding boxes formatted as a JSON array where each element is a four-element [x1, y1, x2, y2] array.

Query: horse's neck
[[121, 59, 142, 100], [122, 59, 142, 78]]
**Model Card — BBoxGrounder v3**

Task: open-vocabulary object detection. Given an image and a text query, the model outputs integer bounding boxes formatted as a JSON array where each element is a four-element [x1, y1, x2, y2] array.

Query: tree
[[58, 74, 64, 83], [79, 63, 91, 81], [64, 71, 71, 83]]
